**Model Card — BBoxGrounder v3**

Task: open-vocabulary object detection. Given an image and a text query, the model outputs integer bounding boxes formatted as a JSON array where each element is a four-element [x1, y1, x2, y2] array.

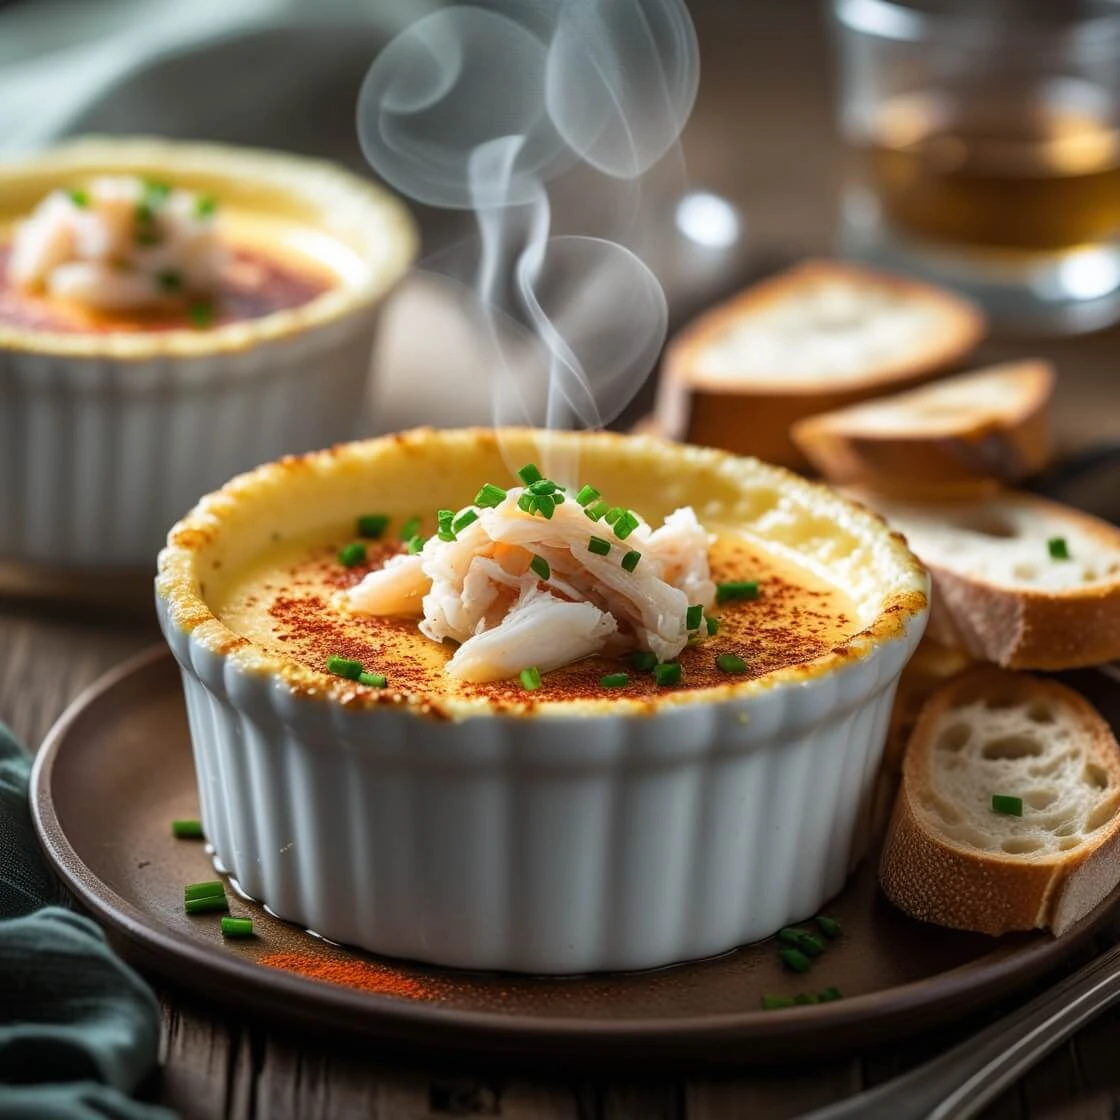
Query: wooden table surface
[[5, 1, 1120, 1116]]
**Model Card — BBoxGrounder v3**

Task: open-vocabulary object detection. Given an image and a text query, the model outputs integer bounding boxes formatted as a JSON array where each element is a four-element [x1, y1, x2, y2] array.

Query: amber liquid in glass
[[856, 86, 1120, 255]]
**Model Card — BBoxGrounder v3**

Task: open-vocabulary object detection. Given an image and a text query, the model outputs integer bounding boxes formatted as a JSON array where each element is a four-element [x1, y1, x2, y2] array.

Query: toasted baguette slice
[[791, 361, 1054, 498], [656, 260, 985, 468], [880, 667, 1120, 936], [853, 489, 1120, 670]]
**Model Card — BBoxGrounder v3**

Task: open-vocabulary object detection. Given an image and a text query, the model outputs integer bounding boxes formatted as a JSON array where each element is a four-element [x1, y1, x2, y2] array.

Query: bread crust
[[656, 260, 985, 468], [879, 668, 1120, 936], [852, 489, 1120, 671], [790, 361, 1054, 498]]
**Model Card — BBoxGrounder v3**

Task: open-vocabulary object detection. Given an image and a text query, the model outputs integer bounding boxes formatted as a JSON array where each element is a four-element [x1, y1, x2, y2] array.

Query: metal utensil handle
[[801, 939, 1120, 1120]]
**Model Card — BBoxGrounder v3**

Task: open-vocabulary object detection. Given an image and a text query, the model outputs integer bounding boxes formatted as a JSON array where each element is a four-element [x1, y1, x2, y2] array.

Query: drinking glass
[[831, 0, 1120, 333]]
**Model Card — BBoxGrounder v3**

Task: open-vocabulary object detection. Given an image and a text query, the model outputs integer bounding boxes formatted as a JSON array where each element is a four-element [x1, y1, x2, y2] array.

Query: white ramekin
[[0, 138, 417, 568], [156, 428, 929, 974]]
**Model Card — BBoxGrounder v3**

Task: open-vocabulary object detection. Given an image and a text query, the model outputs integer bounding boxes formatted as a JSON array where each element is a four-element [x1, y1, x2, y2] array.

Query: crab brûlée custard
[[157, 428, 928, 973], [0, 138, 416, 566]]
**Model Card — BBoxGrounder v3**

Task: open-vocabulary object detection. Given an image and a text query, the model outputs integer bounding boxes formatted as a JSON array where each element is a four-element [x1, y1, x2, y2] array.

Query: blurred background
[[1, 0, 1118, 449], [0, 0, 844, 431]]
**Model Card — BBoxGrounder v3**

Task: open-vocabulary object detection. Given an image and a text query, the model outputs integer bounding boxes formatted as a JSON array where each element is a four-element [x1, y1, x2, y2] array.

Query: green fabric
[[0, 722, 174, 1119]]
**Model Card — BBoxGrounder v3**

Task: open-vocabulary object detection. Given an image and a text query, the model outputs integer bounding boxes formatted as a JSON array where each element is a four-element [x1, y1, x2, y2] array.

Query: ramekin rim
[[0, 136, 418, 358], [156, 426, 931, 722]]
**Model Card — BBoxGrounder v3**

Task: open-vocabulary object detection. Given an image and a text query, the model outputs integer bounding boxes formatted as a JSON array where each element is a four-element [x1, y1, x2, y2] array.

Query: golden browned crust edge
[[879, 668, 1120, 935], [156, 426, 930, 720], [790, 361, 1054, 495]]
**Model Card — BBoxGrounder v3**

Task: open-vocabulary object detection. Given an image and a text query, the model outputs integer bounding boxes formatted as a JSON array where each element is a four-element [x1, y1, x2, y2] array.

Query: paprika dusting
[[260, 950, 448, 1001]]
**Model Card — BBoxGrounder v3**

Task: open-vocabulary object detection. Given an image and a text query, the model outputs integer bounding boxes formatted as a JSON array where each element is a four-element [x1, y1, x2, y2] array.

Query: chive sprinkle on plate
[[185, 894, 229, 915], [220, 917, 254, 938], [600, 673, 630, 688], [184, 880, 225, 902], [520, 666, 542, 691], [171, 819, 204, 839]]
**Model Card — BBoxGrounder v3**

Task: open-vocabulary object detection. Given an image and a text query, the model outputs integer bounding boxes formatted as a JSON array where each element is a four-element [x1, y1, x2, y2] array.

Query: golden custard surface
[[0, 208, 350, 334], [212, 525, 861, 704]]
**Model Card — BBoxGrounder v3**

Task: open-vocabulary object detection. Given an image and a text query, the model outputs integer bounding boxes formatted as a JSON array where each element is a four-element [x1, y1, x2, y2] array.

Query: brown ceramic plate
[[30, 646, 1120, 1069]]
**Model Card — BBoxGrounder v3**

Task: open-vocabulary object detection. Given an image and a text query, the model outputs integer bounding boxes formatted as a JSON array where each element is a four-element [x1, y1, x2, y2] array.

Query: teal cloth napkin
[[0, 723, 174, 1119]]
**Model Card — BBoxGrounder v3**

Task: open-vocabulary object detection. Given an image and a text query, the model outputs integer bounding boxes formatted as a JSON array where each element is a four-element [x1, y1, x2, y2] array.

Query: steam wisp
[[358, 0, 699, 469]]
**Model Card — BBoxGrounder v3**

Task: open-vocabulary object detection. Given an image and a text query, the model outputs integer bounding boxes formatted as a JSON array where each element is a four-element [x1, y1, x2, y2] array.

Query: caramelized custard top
[[0, 243, 332, 334], [213, 523, 861, 705]]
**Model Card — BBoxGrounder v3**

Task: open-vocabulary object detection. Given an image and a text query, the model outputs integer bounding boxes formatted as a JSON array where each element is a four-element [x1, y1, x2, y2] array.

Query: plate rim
[[29, 644, 1120, 1061]]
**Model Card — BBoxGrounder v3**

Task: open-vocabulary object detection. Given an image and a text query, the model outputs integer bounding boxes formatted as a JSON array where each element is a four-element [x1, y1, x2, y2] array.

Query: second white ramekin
[[0, 138, 417, 568]]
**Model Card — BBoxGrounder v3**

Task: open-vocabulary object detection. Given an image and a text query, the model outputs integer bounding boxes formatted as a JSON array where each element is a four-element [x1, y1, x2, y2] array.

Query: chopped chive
[[992, 794, 1023, 816], [144, 180, 172, 204], [135, 200, 156, 225], [575, 485, 600, 507], [67, 187, 89, 207], [356, 514, 390, 540], [171, 819, 204, 839], [520, 666, 542, 691], [184, 880, 225, 901], [1048, 536, 1070, 560], [706, 616, 720, 636], [326, 655, 363, 681], [629, 650, 658, 673], [818, 987, 843, 1002], [518, 492, 536, 514], [552, 490, 566, 505], [777, 927, 806, 948], [517, 464, 543, 485], [779, 947, 812, 973], [686, 604, 703, 631], [717, 653, 748, 674], [588, 536, 611, 557], [405, 534, 425, 554], [603, 506, 624, 526], [437, 508, 454, 528], [613, 511, 640, 540], [338, 541, 367, 567], [358, 671, 387, 688], [761, 994, 796, 1010], [654, 662, 681, 687], [716, 580, 760, 605], [157, 270, 183, 293], [188, 300, 213, 328], [185, 894, 229, 915], [196, 194, 218, 218], [530, 555, 551, 580], [475, 482, 507, 508], [794, 993, 820, 1005], [528, 478, 558, 496], [398, 516, 421, 541], [794, 932, 825, 957], [220, 916, 254, 938], [815, 916, 842, 940], [585, 499, 610, 522], [532, 494, 556, 519], [453, 509, 479, 533], [621, 549, 642, 572], [600, 673, 630, 688]]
